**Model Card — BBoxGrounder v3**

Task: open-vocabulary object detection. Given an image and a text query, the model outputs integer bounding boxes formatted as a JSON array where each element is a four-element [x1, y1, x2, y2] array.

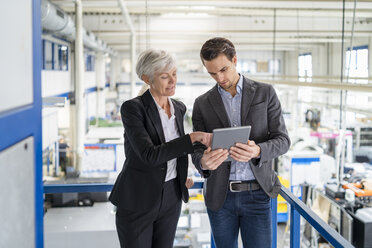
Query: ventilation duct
[[41, 0, 114, 54]]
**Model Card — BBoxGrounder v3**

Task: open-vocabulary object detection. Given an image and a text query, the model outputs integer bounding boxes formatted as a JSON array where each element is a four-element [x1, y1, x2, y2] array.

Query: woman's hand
[[185, 177, 194, 189], [190, 132, 212, 147]]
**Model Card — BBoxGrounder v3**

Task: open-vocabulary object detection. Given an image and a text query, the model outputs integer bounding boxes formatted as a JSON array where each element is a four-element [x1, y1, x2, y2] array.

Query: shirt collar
[[217, 73, 243, 96], [150, 91, 175, 116]]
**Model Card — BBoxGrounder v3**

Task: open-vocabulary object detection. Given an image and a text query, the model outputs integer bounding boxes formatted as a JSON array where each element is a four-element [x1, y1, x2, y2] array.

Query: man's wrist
[[255, 144, 262, 158]]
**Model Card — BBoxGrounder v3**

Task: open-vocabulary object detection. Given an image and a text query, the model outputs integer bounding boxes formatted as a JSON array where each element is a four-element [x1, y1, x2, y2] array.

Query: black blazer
[[192, 77, 291, 211], [109, 90, 194, 212]]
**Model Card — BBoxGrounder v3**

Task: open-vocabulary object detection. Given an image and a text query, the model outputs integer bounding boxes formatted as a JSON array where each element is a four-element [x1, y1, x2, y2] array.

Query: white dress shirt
[[151, 93, 180, 182]]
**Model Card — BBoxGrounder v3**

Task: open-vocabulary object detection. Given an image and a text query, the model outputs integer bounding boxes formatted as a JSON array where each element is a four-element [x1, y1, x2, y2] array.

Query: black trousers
[[115, 178, 182, 248]]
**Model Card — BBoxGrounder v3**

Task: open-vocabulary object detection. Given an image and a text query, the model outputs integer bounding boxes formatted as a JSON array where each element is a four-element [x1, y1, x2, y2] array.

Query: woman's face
[[149, 66, 177, 98]]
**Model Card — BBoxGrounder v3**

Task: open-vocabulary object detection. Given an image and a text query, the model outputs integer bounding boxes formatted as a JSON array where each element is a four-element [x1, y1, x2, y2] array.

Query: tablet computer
[[211, 126, 251, 162]]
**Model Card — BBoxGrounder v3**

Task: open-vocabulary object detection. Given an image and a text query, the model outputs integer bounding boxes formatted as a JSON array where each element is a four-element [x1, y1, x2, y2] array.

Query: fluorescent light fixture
[[161, 5, 215, 17], [162, 13, 210, 18], [173, 6, 215, 10]]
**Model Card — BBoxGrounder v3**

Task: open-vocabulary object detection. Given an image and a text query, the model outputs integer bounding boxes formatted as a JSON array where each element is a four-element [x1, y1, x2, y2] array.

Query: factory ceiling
[[50, 0, 372, 54]]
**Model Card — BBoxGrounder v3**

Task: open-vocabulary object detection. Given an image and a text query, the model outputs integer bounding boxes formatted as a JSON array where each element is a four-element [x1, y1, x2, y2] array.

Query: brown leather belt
[[229, 180, 261, 192]]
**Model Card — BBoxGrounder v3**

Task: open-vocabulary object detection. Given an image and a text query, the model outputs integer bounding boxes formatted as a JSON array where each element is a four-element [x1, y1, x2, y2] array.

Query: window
[[237, 60, 257, 74], [54, 44, 60, 70], [269, 59, 280, 74], [85, 53, 95, 71], [298, 53, 312, 82], [58, 45, 68, 71], [345, 45, 368, 83], [42, 39, 69, 71], [43, 40, 53, 70]]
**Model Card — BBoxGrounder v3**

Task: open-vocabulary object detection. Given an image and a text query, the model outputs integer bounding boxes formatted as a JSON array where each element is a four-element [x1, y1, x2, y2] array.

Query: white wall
[[0, 1, 36, 246], [42, 109, 59, 150], [312, 45, 328, 76], [42, 71, 71, 97], [0, 1, 33, 113], [58, 99, 71, 129], [369, 37, 372, 78], [284, 51, 298, 76], [86, 92, 97, 120], [85, 71, 96, 89]]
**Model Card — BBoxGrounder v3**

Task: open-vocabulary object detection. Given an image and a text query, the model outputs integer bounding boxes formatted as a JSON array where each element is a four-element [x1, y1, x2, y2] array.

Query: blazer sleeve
[[121, 100, 194, 167], [191, 99, 211, 178], [255, 85, 291, 167]]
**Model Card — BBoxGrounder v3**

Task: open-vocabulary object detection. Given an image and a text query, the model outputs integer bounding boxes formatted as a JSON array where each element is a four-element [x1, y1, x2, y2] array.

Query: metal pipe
[[345, 1, 358, 83], [110, 56, 117, 90], [339, 0, 346, 131], [41, 0, 112, 53], [118, 0, 136, 98], [249, 77, 372, 92], [54, 1, 372, 10], [117, 0, 135, 34], [340, 0, 358, 193], [74, 0, 84, 172], [96, 52, 106, 122], [272, 8, 276, 79], [131, 34, 136, 98]]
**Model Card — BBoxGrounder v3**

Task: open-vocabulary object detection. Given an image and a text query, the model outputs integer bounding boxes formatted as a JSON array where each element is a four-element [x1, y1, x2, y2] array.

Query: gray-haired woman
[[109, 49, 211, 248]]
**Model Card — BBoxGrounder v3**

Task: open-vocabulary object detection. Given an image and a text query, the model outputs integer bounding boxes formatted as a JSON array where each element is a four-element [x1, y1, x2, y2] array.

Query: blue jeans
[[207, 188, 272, 248]]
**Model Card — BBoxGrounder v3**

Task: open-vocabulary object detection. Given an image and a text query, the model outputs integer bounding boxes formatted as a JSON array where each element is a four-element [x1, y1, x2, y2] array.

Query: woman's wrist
[[189, 132, 196, 143]]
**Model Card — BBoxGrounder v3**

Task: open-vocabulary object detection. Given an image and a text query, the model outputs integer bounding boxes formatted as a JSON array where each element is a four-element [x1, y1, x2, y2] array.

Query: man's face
[[203, 54, 239, 91]]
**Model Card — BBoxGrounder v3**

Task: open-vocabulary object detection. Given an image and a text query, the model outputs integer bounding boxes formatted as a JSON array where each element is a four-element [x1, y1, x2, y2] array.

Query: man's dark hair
[[200, 37, 236, 64]]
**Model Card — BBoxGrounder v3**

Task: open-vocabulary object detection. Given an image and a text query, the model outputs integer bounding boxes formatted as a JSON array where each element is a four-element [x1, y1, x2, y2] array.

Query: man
[[192, 37, 290, 248]]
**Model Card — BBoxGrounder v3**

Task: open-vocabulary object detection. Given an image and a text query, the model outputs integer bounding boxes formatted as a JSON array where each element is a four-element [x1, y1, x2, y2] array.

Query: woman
[[109, 49, 211, 248]]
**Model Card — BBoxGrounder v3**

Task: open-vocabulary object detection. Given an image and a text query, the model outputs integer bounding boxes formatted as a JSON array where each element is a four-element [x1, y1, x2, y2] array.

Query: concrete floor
[[44, 201, 292, 248]]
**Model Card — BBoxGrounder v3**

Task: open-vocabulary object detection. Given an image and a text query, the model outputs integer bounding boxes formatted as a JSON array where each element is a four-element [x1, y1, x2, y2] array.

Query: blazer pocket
[[249, 101, 267, 111]]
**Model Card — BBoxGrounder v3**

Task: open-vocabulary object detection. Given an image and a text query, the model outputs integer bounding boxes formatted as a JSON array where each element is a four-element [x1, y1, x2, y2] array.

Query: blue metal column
[[46, 147, 50, 174], [271, 198, 278, 248], [290, 206, 301, 248], [32, 0, 43, 246], [55, 141, 59, 176]]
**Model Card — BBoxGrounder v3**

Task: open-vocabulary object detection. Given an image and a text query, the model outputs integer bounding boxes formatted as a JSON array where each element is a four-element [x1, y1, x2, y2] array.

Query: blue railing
[[279, 186, 353, 248], [43, 183, 354, 248]]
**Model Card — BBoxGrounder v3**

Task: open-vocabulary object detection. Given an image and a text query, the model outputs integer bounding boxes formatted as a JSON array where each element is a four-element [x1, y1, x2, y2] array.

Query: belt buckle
[[229, 181, 242, 192]]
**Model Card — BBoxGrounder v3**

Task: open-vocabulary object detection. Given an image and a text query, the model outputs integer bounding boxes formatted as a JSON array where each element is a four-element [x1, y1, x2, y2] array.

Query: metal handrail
[[279, 186, 354, 248]]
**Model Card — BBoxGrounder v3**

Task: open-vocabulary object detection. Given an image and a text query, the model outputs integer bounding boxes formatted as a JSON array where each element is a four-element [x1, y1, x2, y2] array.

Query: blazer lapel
[[207, 85, 230, 128], [172, 99, 185, 136], [241, 77, 257, 125], [141, 90, 166, 143]]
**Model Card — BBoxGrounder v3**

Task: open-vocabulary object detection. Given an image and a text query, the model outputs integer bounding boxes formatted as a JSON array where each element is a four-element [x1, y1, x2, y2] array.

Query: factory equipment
[[305, 109, 321, 130]]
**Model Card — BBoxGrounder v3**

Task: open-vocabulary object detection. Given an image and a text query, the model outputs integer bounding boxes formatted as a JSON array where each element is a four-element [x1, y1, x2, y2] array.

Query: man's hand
[[200, 147, 229, 170], [229, 140, 261, 162]]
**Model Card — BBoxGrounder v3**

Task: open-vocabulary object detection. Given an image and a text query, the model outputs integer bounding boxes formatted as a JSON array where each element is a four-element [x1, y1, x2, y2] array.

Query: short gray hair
[[136, 49, 176, 81]]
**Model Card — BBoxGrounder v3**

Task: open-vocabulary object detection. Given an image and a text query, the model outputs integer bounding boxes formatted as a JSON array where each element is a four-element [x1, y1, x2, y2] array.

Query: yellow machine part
[[189, 193, 204, 201], [278, 176, 290, 213]]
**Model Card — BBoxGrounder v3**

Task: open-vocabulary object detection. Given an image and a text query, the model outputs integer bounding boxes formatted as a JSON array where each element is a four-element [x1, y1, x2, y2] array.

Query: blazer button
[[161, 167, 165, 170]]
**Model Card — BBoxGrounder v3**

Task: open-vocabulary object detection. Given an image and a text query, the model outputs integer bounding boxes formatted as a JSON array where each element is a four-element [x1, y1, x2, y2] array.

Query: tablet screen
[[211, 126, 251, 162]]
